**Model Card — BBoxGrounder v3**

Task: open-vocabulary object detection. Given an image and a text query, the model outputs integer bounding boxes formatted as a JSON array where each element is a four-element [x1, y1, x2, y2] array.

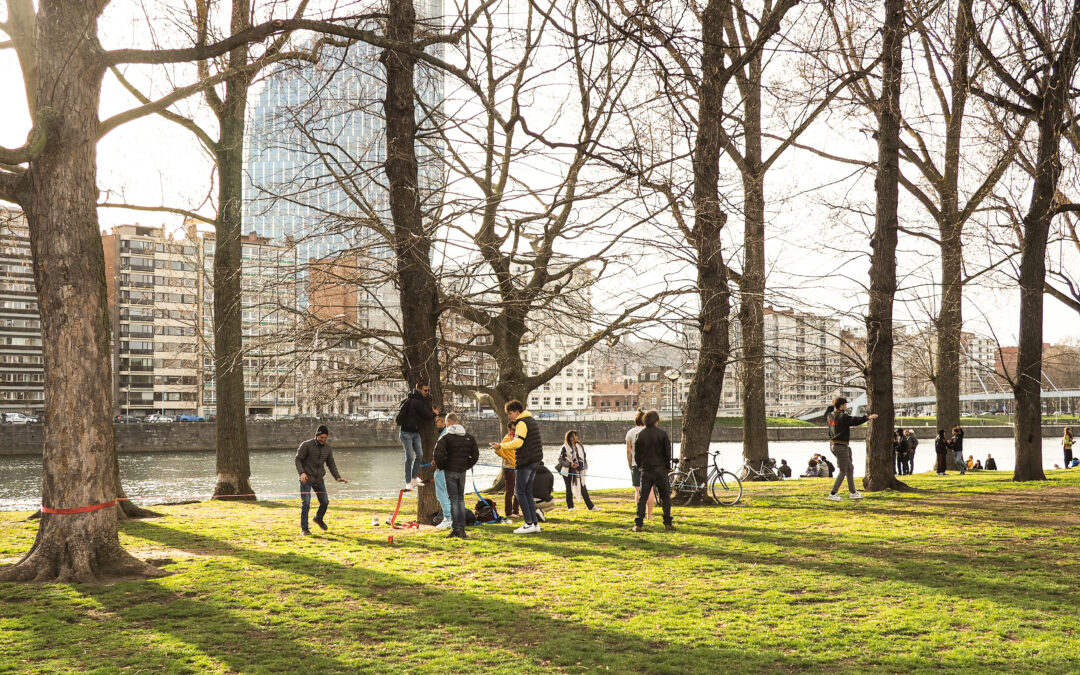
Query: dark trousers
[[515, 462, 540, 525], [444, 471, 467, 532], [300, 480, 328, 532], [895, 454, 904, 475], [502, 467, 519, 516], [562, 475, 594, 510], [1065, 446, 1074, 466], [906, 452, 915, 474], [636, 469, 671, 526]]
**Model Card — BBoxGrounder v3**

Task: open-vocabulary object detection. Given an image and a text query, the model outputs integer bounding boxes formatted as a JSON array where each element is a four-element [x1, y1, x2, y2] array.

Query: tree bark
[[384, 0, 443, 523], [0, 0, 163, 582], [863, 0, 906, 492], [211, 0, 255, 500], [679, 0, 733, 492]]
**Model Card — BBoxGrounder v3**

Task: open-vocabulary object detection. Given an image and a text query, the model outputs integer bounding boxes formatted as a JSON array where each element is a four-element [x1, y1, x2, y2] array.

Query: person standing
[[893, 429, 905, 476], [433, 413, 480, 539], [631, 410, 674, 532], [825, 397, 877, 501], [294, 425, 348, 536], [935, 429, 949, 475], [432, 415, 453, 530], [951, 426, 966, 475], [396, 381, 441, 491], [1063, 427, 1075, 467], [625, 411, 654, 520], [492, 400, 544, 534], [558, 430, 598, 511], [493, 421, 520, 518], [904, 429, 919, 475]]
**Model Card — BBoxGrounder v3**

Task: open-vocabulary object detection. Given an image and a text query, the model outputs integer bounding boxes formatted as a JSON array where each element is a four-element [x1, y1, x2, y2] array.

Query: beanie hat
[[317, 425, 329, 436]]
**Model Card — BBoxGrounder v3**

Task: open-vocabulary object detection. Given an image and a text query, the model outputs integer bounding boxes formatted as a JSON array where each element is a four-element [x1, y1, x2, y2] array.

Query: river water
[[0, 437, 1070, 511]]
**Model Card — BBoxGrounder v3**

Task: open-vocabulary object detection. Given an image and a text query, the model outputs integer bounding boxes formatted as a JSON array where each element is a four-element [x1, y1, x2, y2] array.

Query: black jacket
[[827, 409, 869, 443], [951, 429, 964, 454], [433, 426, 479, 473], [294, 438, 341, 483], [398, 389, 437, 432], [985, 457, 998, 470], [935, 437, 949, 456], [904, 434, 919, 455], [533, 463, 554, 502], [513, 412, 544, 468], [634, 426, 672, 473]]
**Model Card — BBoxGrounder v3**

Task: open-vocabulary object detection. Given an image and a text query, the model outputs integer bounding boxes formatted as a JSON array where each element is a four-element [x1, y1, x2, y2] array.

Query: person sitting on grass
[[533, 462, 555, 520], [631, 410, 674, 532], [433, 413, 479, 540], [971, 459, 983, 471], [295, 425, 348, 536], [777, 459, 792, 478], [985, 453, 997, 471]]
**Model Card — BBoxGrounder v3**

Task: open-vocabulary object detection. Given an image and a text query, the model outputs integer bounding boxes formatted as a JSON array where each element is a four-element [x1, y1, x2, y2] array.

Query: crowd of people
[[290, 385, 1073, 536]]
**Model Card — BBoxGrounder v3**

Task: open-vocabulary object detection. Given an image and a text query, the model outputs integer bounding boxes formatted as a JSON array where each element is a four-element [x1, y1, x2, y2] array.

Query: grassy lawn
[[3, 471, 1080, 673], [714, 416, 815, 427]]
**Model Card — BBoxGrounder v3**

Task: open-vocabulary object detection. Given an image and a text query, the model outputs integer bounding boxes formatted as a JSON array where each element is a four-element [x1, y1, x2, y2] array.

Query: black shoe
[[301, 529, 312, 536], [312, 517, 328, 531], [537, 510, 546, 522], [664, 523, 676, 532]]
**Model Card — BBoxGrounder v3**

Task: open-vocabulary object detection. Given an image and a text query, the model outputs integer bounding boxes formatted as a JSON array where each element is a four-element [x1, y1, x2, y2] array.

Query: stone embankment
[[0, 419, 1056, 455]]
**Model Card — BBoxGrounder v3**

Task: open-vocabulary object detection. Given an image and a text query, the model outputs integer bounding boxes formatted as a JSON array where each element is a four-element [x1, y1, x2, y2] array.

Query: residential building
[[0, 206, 44, 414], [102, 225, 200, 417]]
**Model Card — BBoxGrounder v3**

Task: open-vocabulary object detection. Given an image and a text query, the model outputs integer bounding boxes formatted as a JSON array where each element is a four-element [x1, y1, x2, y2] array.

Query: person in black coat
[[396, 382, 441, 490], [631, 410, 674, 532], [433, 413, 479, 539], [935, 429, 949, 475]]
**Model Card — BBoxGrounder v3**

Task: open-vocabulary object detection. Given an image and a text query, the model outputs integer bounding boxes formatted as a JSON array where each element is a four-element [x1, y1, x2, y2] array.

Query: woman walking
[[493, 421, 520, 517], [1063, 427, 1075, 467], [558, 430, 598, 511], [935, 429, 949, 476]]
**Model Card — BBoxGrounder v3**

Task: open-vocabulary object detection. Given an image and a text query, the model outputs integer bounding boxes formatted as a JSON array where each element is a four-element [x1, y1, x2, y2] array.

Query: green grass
[[713, 416, 815, 427], [3, 472, 1080, 673]]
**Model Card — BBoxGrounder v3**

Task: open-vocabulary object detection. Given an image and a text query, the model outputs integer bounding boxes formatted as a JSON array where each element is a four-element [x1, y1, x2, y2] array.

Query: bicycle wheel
[[709, 470, 743, 506], [735, 463, 752, 482], [667, 470, 698, 506]]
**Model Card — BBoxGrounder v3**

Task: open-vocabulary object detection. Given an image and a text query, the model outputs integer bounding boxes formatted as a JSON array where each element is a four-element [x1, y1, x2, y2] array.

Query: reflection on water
[[0, 436, 1066, 511]]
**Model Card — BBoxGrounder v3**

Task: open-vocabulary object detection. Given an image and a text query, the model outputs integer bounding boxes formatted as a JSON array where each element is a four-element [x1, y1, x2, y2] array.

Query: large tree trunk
[[679, 0, 733, 491], [0, 0, 162, 582], [935, 221, 963, 470], [863, 0, 906, 492], [211, 1, 255, 500], [1012, 1, 1080, 481], [384, 0, 442, 523]]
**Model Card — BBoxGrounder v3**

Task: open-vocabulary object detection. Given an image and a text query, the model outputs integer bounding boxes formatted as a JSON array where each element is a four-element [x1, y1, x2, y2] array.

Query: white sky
[[0, 2, 1077, 348]]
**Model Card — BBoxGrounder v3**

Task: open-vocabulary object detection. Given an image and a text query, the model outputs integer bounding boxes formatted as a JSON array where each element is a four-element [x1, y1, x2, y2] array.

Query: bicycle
[[667, 452, 743, 506], [737, 458, 782, 482]]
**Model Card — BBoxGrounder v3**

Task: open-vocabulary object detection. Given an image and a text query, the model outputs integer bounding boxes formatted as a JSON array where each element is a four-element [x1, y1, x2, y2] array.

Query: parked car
[[145, 414, 174, 423], [207, 414, 217, 422], [0, 412, 31, 425], [114, 414, 140, 423], [479, 409, 497, 419], [177, 413, 204, 422], [248, 413, 273, 422], [366, 410, 391, 421], [345, 413, 367, 421]]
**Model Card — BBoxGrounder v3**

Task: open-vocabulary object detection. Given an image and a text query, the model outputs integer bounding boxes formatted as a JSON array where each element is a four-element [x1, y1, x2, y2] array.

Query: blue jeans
[[400, 430, 423, 482], [515, 461, 540, 525], [434, 469, 452, 521], [444, 471, 467, 531], [300, 480, 328, 532]]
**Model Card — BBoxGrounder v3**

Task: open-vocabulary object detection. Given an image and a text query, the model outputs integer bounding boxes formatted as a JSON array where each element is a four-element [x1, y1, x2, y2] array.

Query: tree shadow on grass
[[122, 520, 817, 674]]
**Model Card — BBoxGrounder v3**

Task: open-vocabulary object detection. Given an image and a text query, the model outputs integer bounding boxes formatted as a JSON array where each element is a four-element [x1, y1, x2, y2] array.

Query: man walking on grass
[[825, 397, 877, 502], [492, 400, 545, 534], [434, 413, 479, 539], [295, 425, 348, 536], [631, 410, 674, 532]]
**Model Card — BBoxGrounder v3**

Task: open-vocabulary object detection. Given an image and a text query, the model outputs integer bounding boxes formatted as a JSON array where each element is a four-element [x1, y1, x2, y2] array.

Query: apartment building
[[0, 206, 44, 414], [102, 225, 200, 417]]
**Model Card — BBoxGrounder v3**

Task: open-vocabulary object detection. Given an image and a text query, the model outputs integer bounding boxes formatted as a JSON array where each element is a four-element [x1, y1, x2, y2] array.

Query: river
[[0, 437, 1071, 511]]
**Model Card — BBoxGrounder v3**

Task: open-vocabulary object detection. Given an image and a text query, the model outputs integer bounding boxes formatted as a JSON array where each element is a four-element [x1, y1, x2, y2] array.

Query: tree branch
[[0, 107, 60, 165], [97, 201, 215, 224]]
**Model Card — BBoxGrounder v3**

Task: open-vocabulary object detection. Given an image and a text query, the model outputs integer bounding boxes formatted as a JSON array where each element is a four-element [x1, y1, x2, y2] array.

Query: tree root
[[0, 542, 167, 584]]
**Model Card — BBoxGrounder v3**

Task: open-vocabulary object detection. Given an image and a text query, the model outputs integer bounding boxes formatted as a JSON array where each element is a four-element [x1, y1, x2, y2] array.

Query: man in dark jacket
[[903, 429, 919, 475], [433, 413, 479, 539], [492, 400, 545, 534], [396, 382, 441, 491], [632, 410, 674, 532], [295, 425, 348, 535], [825, 397, 877, 501]]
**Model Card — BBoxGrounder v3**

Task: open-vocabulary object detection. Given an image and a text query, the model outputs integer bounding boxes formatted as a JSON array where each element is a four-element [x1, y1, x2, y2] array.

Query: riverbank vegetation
[[3, 471, 1080, 673]]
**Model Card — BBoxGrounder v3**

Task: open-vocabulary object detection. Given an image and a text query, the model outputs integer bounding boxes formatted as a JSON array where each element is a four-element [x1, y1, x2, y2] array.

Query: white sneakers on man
[[435, 520, 453, 530], [513, 523, 541, 534], [826, 493, 843, 502], [849, 491, 864, 500]]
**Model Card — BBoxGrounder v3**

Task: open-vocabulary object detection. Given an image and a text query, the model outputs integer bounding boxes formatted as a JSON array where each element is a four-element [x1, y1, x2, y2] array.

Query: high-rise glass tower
[[244, 1, 445, 265]]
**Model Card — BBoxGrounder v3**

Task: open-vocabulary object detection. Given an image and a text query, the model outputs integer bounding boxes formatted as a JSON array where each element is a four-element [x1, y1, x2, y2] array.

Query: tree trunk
[[863, 0, 906, 492], [0, 0, 162, 582], [679, 0, 733, 494], [739, 121, 768, 471], [1012, 1, 1080, 481], [384, 0, 443, 523], [936, 222, 963, 470], [211, 1, 255, 500]]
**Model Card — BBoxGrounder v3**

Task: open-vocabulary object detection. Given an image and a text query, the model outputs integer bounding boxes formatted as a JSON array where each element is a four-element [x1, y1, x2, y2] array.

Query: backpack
[[474, 498, 497, 523], [393, 397, 410, 426]]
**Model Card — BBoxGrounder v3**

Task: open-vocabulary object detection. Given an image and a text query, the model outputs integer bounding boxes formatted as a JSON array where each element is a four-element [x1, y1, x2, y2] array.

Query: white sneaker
[[827, 493, 843, 502], [849, 492, 864, 500], [435, 520, 452, 530], [411, 477, 424, 486], [566, 507, 575, 512], [403, 483, 413, 492], [589, 506, 602, 511], [513, 523, 533, 534], [529, 523, 541, 533]]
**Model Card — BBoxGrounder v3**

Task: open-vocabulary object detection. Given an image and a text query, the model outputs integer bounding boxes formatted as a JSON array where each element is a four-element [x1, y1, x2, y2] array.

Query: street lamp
[[663, 368, 681, 445]]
